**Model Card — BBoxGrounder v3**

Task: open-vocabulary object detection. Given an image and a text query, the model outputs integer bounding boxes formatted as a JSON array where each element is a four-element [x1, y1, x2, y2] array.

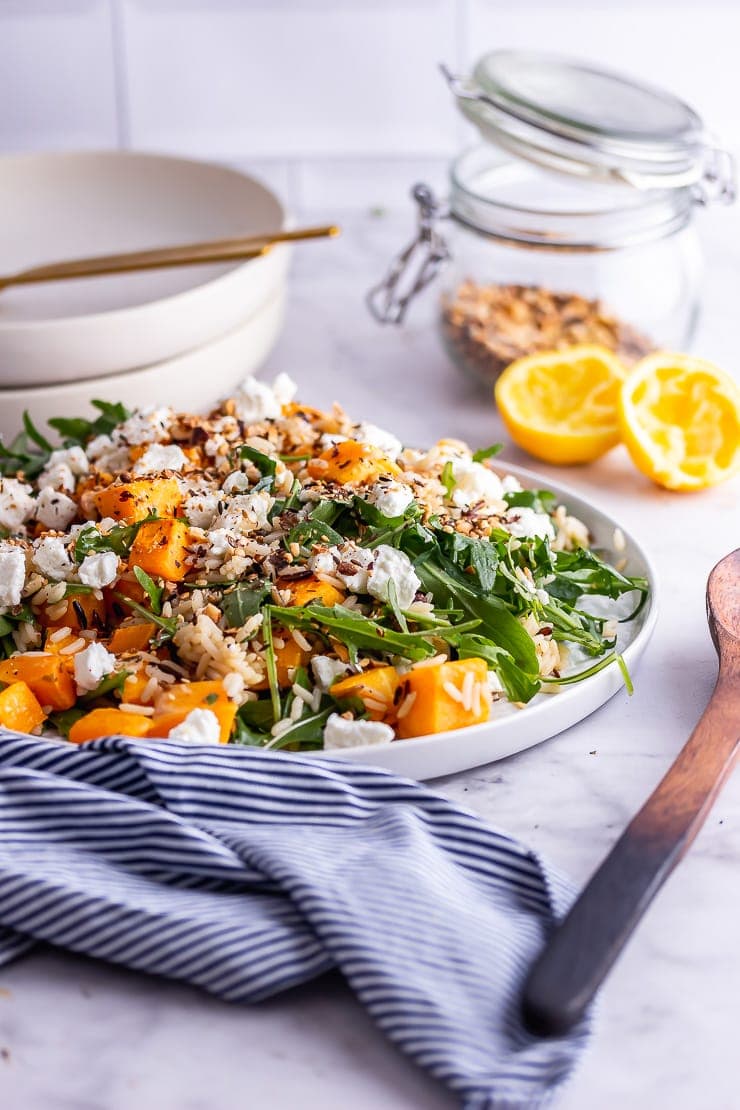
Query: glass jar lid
[[443, 51, 736, 203]]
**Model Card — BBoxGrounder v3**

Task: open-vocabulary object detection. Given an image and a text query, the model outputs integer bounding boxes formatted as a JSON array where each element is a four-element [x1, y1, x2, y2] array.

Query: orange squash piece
[[330, 665, 401, 722], [92, 478, 182, 523], [38, 592, 108, 633], [108, 622, 157, 655], [307, 439, 400, 485], [69, 707, 152, 744], [282, 402, 340, 433], [285, 575, 344, 608], [0, 681, 47, 733], [0, 653, 76, 711], [121, 668, 150, 705], [395, 658, 490, 740], [129, 517, 191, 582], [253, 635, 310, 690], [150, 680, 236, 744]]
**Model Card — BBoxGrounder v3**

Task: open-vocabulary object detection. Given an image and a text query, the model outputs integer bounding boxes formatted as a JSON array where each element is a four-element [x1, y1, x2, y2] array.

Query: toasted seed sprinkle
[[461, 671, 475, 712], [396, 691, 417, 719], [291, 628, 312, 652], [442, 680, 464, 704], [118, 703, 155, 716], [59, 637, 86, 655], [49, 626, 72, 643]]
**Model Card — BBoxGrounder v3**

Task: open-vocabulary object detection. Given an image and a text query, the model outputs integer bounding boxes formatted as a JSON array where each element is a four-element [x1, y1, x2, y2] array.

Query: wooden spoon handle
[[522, 674, 740, 1036]]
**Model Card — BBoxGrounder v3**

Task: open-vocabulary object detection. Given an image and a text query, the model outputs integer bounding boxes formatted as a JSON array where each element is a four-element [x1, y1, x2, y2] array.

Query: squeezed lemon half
[[618, 352, 740, 491], [494, 345, 626, 465]]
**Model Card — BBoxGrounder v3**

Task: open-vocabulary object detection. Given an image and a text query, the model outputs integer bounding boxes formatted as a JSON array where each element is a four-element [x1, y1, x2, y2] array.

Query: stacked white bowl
[[0, 151, 290, 443]]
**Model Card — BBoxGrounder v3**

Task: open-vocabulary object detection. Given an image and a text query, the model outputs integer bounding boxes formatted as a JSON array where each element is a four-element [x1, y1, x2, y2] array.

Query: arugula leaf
[[74, 515, 157, 562], [239, 445, 277, 476], [448, 631, 540, 704], [79, 669, 130, 703], [48, 400, 130, 446], [220, 581, 271, 628], [440, 460, 456, 499], [503, 489, 558, 515], [472, 444, 503, 463], [262, 607, 282, 722], [286, 519, 344, 551], [22, 411, 54, 453], [46, 706, 87, 739], [112, 591, 177, 637], [436, 530, 498, 593], [133, 566, 163, 615], [0, 425, 50, 478], [268, 603, 437, 664], [265, 707, 331, 751], [386, 580, 408, 633]]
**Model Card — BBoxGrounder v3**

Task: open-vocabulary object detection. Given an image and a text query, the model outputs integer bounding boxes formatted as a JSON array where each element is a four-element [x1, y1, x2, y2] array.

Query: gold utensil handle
[[0, 224, 340, 291]]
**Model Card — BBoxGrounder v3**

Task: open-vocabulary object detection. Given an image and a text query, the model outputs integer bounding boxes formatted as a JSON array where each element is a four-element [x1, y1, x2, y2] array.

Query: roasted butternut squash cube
[[150, 680, 235, 744], [285, 575, 344, 608], [69, 707, 152, 744], [307, 439, 400, 485], [0, 653, 76, 711], [129, 518, 191, 582], [253, 635, 310, 690], [395, 658, 490, 739], [330, 665, 401, 722], [0, 680, 47, 734], [108, 622, 157, 655], [38, 591, 108, 633], [93, 478, 182, 523]]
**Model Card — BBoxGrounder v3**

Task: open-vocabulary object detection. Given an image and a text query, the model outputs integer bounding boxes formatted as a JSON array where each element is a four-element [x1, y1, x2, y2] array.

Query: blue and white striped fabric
[[0, 730, 589, 1108]]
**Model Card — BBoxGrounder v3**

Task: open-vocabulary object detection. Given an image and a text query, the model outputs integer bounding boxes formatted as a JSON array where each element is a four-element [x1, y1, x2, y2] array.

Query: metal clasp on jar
[[366, 184, 450, 324]]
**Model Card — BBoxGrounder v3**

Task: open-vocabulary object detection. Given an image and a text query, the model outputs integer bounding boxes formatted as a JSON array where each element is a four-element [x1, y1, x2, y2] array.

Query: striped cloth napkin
[[0, 730, 589, 1108]]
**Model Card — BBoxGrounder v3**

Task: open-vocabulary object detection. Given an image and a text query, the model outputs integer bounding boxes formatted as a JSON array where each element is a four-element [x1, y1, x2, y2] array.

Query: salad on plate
[[0, 375, 647, 751]]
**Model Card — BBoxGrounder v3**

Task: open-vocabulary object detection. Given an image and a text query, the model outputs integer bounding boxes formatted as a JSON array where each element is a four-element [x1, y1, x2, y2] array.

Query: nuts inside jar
[[441, 281, 654, 385]]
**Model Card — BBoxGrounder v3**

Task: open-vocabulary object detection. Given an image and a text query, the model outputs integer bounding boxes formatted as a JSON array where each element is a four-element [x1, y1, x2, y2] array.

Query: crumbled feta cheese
[[32, 536, 73, 581], [0, 546, 26, 610], [37, 461, 76, 492], [35, 488, 77, 530], [47, 446, 89, 477], [221, 471, 251, 495], [184, 492, 220, 529], [86, 434, 113, 461], [450, 459, 504, 508], [323, 713, 394, 749], [168, 708, 221, 744], [73, 641, 116, 693], [356, 422, 402, 460], [366, 480, 414, 518], [501, 474, 522, 495], [114, 408, 172, 446], [503, 506, 554, 541], [311, 655, 350, 691], [367, 545, 420, 610], [308, 550, 338, 576], [215, 491, 272, 533], [132, 443, 188, 476], [232, 374, 297, 423], [487, 670, 505, 695], [78, 550, 119, 589], [332, 543, 374, 594], [0, 478, 36, 533], [319, 432, 348, 449], [207, 529, 233, 558]]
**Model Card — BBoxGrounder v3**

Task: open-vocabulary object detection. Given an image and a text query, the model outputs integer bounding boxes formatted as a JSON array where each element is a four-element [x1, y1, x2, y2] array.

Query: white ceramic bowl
[[0, 151, 288, 387], [0, 287, 285, 443]]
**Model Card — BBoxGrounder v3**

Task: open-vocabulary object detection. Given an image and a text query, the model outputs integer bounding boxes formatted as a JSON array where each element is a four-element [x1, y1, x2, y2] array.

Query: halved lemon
[[619, 353, 740, 491], [494, 345, 626, 465]]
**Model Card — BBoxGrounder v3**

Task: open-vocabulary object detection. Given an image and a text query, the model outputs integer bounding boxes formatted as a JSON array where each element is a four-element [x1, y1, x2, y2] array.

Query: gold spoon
[[0, 224, 340, 293], [523, 548, 740, 1035]]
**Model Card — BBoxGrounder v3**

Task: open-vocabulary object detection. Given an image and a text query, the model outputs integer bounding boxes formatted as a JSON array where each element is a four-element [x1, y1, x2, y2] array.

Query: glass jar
[[368, 51, 735, 389]]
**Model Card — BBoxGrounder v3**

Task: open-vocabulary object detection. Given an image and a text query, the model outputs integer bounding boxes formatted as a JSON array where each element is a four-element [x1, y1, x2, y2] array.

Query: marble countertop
[[1, 207, 738, 1110]]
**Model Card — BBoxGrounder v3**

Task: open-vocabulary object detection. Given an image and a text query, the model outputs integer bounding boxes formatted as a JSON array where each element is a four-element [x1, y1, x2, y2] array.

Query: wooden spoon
[[0, 224, 340, 293], [522, 548, 740, 1036]]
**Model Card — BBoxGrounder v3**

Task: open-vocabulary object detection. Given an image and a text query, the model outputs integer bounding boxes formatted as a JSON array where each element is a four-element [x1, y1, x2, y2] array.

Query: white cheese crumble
[[132, 443, 188, 476], [0, 478, 36, 533], [367, 545, 420, 611], [323, 713, 394, 749], [356, 422, 402, 460], [311, 655, 350, 691], [35, 488, 77, 530], [78, 551, 119, 589], [32, 536, 73, 581], [37, 461, 76, 493], [221, 471, 251, 495], [184, 492, 220, 529], [501, 475, 523, 494], [73, 641, 116, 694], [206, 529, 233, 558], [0, 546, 26, 611], [503, 506, 555, 541], [47, 446, 89, 477], [450, 459, 504, 509], [168, 708, 221, 744], [113, 408, 172, 446], [233, 373, 297, 423], [332, 543, 374, 594], [366, 479, 414, 518], [308, 549, 337, 576], [215, 490, 272, 533]]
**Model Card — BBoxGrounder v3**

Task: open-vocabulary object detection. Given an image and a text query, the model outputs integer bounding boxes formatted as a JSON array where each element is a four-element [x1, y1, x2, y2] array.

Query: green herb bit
[[133, 566, 164, 615], [262, 608, 282, 723], [472, 444, 504, 463], [48, 400, 131, 446], [111, 591, 177, 637], [440, 460, 456, 499]]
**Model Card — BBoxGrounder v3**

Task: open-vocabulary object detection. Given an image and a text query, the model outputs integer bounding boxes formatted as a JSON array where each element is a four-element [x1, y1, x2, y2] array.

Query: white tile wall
[[0, 0, 738, 209]]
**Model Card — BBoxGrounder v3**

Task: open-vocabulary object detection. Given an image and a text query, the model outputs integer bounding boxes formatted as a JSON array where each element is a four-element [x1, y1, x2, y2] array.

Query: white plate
[[323, 461, 658, 780], [0, 151, 288, 386], [0, 286, 285, 443]]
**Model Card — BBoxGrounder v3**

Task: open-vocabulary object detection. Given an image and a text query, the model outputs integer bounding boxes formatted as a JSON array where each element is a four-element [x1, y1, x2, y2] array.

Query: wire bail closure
[[366, 184, 450, 324]]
